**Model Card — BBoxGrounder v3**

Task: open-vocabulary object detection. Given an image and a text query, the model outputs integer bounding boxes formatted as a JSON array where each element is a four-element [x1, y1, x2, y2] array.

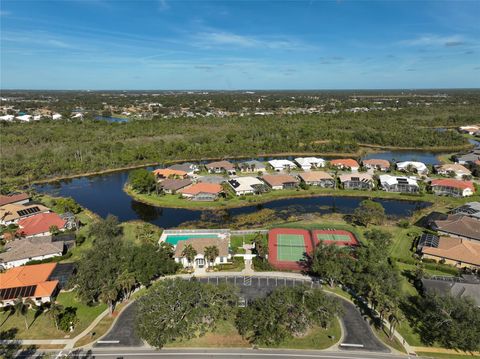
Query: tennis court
[[312, 229, 358, 247], [268, 228, 314, 271]]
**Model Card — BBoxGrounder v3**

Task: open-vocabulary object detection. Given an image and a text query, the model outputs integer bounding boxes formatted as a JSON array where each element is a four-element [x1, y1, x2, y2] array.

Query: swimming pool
[[163, 234, 220, 246]]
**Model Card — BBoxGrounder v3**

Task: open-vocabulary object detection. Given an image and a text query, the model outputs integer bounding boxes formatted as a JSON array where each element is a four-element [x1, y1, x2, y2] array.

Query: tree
[[128, 169, 156, 194], [181, 244, 197, 268], [310, 242, 350, 287], [57, 307, 78, 332], [136, 279, 237, 348], [49, 225, 60, 235], [46, 302, 64, 330], [99, 283, 119, 314], [204, 245, 219, 268], [14, 298, 32, 330], [54, 197, 81, 214], [117, 270, 136, 300], [353, 199, 386, 226]]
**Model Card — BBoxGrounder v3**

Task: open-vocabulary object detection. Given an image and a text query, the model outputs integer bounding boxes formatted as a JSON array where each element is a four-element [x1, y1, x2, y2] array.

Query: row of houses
[[0, 193, 76, 269]]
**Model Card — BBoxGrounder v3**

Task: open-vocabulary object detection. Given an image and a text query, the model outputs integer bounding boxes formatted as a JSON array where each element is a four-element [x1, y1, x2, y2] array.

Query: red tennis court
[[312, 229, 359, 247], [268, 228, 313, 271]]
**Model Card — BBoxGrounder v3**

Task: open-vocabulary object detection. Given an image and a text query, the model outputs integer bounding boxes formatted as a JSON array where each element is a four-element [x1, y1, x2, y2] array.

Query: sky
[[1, 0, 479, 90]]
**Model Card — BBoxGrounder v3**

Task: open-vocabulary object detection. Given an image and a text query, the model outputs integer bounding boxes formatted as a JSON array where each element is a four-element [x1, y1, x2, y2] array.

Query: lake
[[362, 150, 443, 165], [94, 115, 129, 123], [36, 170, 431, 229]]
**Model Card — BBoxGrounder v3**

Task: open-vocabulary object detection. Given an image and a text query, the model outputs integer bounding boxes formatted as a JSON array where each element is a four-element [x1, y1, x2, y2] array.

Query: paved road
[[19, 348, 413, 359], [95, 275, 388, 353]]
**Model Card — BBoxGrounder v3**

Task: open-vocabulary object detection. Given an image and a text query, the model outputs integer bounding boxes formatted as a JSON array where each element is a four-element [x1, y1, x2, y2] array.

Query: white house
[[0, 236, 64, 269], [0, 115, 15, 122], [228, 176, 265, 196], [396, 161, 429, 175], [459, 125, 480, 135], [15, 115, 33, 122], [52, 113, 62, 120], [380, 175, 419, 193], [268, 159, 297, 172], [174, 237, 231, 269], [294, 157, 326, 171], [435, 163, 472, 179]]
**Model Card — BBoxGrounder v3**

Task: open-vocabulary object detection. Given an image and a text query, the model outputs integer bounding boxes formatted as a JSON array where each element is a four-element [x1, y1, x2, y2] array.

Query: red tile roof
[[330, 159, 360, 168], [0, 193, 30, 206], [179, 183, 223, 196], [0, 263, 58, 298], [362, 159, 390, 169], [153, 168, 188, 178], [18, 213, 67, 236], [431, 179, 475, 191]]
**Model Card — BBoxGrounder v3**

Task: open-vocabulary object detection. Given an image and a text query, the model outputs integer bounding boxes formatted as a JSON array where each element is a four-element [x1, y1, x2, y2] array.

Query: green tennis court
[[315, 233, 352, 242], [277, 234, 307, 261]]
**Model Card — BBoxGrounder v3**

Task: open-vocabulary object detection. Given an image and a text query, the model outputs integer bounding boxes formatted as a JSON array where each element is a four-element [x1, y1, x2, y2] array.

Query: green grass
[[0, 291, 106, 340], [373, 325, 407, 354], [230, 233, 265, 248], [216, 257, 245, 272], [417, 352, 480, 359]]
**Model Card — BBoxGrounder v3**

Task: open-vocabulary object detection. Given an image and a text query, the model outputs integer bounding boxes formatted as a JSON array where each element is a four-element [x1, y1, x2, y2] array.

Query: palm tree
[[99, 284, 119, 315], [181, 244, 197, 268], [388, 306, 404, 340], [117, 271, 136, 300], [46, 302, 64, 330], [204, 245, 219, 268], [1, 305, 15, 326], [14, 297, 32, 330]]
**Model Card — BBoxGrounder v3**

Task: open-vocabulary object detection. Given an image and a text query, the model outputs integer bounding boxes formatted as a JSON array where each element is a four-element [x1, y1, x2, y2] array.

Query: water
[[362, 151, 442, 165], [94, 115, 129, 123], [36, 170, 431, 229]]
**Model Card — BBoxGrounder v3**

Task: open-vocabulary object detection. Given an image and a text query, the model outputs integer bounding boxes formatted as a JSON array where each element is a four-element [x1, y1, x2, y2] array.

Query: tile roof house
[[339, 173, 374, 190], [379, 175, 419, 193], [0, 263, 60, 307], [178, 183, 224, 201], [454, 149, 480, 166], [330, 159, 360, 172], [435, 163, 472, 179], [168, 163, 199, 176], [237, 160, 267, 173], [268, 159, 297, 172], [0, 236, 64, 269], [0, 203, 51, 225], [159, 178, 192, 194], [432, 214, 480, 242], [418, 234, 480, 269], [396, 161, 429, 175], [450, 202, 480, 220], [261, 174, 299, 190], [362, 159, 390, 171], [298, 171, 335, 187], [174, 237, 231, 268], [294, 157, 326, 171], [227, 176, 266, 196], [17, 212, 67, 238], [206, 160, 236, 175], [430, 179, 475, 197], [0, 193, 30, 207], [153, 168, 188, 180], [422, 278, 480, 307]]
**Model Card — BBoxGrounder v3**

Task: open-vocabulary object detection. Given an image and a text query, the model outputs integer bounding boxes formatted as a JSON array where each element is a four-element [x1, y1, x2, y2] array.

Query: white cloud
[[399, 34, 465, 47], [158, 0, 169, 11]]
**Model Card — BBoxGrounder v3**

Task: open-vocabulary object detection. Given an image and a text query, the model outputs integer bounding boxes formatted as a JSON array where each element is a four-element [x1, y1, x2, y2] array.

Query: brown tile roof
[[362, 159, 390, 169], [174, 237, 229, 258], [339, 173, 373, 183], [0, 203, 50, 223], [0, 193, 30, 206], [178, 183, 223, 196], [422, 236, 480, 266], [436, 163, 471, 174], [206, 160, 235, 170], [153, 168, 188, 178], [433, 214, 480, 241], [0, 236, 64, 264], [298, 171, 333, 182], [330, 159, 360, 168], [261, 174, 299, 187], [160, 178, 192, 191]]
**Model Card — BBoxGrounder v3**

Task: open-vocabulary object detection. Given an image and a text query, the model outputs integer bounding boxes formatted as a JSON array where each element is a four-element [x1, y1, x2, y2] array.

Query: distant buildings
[[362, 159, 390, 172], [268, 159, 297, 172], [174, 237, 231, 269], [238, 160, 267, 174], [294, 157, 326, 171], [206, 160, 236, 175]]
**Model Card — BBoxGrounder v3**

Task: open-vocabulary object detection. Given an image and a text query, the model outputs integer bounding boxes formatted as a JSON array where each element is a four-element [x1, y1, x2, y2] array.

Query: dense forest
[[1, 91, 478, 186]]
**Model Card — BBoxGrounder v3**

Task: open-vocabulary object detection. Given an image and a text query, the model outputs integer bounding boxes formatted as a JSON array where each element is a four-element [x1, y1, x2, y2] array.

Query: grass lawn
[[216, 257, 245, 272], [416, 352, 480, 359], [230, 233, 265, 249], [121, 221, 162, 245], [372, 325, 407, 354], [0, 291, 106, 340], [164, 317, 341, 350]]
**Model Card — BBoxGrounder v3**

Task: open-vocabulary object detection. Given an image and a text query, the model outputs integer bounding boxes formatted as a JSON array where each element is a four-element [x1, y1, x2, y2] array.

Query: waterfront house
[[417, 233, 480, 270], [362, 159, 390, 172], [0, 263, 60, 307], [294, 157, 326, 171], [178, 183, 224, 201], [379, 175, 419, 193], [459, 125, 480, 135], [450, 202, 480, 220], [237, 160, 267, 174], [168, 163, 199, 176], [153, 168, 188, 180], [206, 160, 236, 175], [432, 214, 480, 242], [261, 174, 299, 190], [435, 163, 472, 179], [330, 159, 360, 172], [159, 178, 192, 194], [174, 237, 231, 269], [268, 159, 297, 172], [396, 161, 429, 175], [454, 150, 480, 166], [0, 203, 51, 225], [298, 171, 335, 188], [339, 173, 374, 190], [228, 176, 266, 196], [0, 236, 64, 269], [17, 212, 68, 238], [430, 179, 475, 197], [0, 193, 30, 207]]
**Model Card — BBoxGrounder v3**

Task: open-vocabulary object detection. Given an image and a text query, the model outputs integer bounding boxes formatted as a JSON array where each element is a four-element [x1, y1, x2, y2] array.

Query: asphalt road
[[95, 276, 388, 353]]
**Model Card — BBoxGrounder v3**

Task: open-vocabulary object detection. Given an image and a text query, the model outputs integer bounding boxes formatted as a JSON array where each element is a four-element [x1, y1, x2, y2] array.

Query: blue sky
[[1, 0, 479, 89]]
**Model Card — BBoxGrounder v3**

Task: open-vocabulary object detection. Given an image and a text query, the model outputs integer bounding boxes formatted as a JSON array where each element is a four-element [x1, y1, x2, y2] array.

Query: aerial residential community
[[1, 1, 480, 359]]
